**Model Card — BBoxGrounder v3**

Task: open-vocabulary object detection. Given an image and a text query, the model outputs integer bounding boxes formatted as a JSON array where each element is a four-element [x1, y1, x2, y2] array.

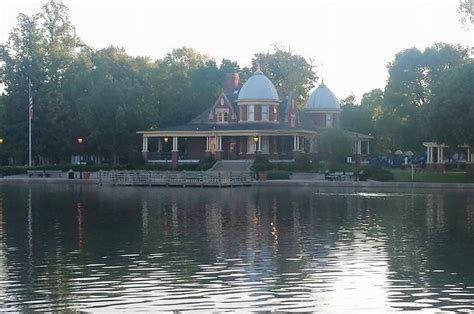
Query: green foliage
[[429, 63, 474, 148], [381, 44, 469, 151], [243, 44, 317, 106], [267, 170, 291, 180], [251, 154, 271, 172], [196, 155, 216, 171], [327, 163, 355, 173], [318, 128, 351, 166], [360, 165, 394, 182], [340, 104, 374, 135], [293, 153, 312, 171], [458, 0, 473, 28], [392, 169, 474, 183]]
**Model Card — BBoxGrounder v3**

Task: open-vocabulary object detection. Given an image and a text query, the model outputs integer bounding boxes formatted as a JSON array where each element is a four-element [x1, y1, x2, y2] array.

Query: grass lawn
[[392, 169, 474, 183]]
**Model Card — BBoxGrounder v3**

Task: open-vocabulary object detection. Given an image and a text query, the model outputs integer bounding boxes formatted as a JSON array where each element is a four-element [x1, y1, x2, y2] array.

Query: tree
[[74, 47, 158, 164], [0, 0, 85, 164], [244, 45, 318, 105], [382, 43, 469, 151], [429, 63, 474, 147], [340, 94, 374, 135], [318, 128, 351, 167], [458, 0, 473, 28]]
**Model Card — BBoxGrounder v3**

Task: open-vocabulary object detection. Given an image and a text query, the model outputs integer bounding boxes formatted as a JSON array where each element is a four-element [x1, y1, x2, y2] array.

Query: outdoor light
[[253, 136, 259, 143], [0, 138, 3, 144], [164, 137, 169, 143], [77, 138, 84, 144]]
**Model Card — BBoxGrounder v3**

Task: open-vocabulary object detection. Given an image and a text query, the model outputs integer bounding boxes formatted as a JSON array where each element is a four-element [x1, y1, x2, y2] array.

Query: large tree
[[340, 95, 374, 136], [429, 62, 474, 147], [0, 0, 85, 164], [243, 45, 318, 105], [382, 43, 469, 151]]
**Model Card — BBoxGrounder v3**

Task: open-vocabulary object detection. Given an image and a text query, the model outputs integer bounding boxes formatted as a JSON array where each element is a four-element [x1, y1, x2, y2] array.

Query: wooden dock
[[99, 170, 254, 187]]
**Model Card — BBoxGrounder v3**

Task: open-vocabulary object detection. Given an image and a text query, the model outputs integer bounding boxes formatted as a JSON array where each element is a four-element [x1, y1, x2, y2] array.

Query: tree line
[[0, 0, 472, 165]]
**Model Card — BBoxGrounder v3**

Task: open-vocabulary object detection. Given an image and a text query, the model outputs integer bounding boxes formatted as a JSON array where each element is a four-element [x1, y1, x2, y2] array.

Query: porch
[[139, 131, 316, 170]]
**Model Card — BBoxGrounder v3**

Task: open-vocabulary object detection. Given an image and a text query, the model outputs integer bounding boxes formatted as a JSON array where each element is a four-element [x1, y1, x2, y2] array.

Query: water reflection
[[0, 184, 473, 311]]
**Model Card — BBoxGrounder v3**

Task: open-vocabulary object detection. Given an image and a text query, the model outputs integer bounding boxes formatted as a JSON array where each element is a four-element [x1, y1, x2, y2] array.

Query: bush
[[294, 153, 312, 171], [360, 165, 394, 181], [318, 128, 351, 167], [252, 154, 271, 172], [196, 155, 216, 171], [327, 163, 355, 173], [267, 170, 291, 180]]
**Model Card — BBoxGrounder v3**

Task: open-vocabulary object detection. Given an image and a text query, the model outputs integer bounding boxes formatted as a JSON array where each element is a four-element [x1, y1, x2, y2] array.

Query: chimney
[[224, 73, 240, 94]]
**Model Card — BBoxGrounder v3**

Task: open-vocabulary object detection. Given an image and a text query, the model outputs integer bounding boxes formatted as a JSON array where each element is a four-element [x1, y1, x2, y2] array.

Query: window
[[326, 113, 333, 127], [217, 112, 223, 122], [248, 105, 255, 121], [224, 112, 228, 122], [262, 105, 269, 121]]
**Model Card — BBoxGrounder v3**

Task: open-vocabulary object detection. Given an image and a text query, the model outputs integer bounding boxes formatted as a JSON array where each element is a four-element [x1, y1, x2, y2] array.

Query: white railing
[[99, 170, 253, 187]]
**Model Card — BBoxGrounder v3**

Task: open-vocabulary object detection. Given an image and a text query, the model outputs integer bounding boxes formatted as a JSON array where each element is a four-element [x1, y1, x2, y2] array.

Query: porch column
[[293, 135, 301, 160], [293, 135, 301, 151], [426, 145, 435, 172], [257, 136, 262, 151], [468, 147, 471, 163], [216, 135, 223, 161], [142, 135, 149, 161], [437, 145, 445, 173], [355, 139, 362, 167], [205, 136, 211, 157], [171, 136, 178, 170]]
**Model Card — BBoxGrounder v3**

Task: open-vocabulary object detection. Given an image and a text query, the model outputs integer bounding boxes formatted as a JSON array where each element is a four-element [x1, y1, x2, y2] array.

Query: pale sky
[[1, 0, 472, 100]]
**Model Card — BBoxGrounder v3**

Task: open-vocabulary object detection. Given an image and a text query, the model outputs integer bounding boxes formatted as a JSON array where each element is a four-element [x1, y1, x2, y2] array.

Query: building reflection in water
[[1, 185, 472, 311], [76, 202, 84, 250]]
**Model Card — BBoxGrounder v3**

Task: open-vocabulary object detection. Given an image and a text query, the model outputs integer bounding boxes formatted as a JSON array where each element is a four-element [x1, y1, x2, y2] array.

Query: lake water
[[0, 184, 473, 312]]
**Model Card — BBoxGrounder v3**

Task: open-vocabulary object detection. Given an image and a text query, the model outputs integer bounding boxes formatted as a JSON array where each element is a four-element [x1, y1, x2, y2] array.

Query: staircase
[[209, 160, 253, 172]]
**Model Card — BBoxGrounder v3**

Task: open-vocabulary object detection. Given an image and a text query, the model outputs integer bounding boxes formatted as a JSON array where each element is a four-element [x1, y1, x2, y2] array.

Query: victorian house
[[138, 68, 372, 170]]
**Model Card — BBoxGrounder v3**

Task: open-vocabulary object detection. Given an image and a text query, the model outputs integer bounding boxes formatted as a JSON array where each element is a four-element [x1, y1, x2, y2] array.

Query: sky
[[1, 0, 472, 100]]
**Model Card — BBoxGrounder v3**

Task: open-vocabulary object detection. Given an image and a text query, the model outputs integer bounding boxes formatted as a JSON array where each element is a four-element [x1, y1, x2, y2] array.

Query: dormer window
[[216, 109, 229, 123]]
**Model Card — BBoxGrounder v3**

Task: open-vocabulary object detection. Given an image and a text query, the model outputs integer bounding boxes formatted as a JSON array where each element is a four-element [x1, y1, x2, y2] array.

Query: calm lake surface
[[0, 184, 473, 312]]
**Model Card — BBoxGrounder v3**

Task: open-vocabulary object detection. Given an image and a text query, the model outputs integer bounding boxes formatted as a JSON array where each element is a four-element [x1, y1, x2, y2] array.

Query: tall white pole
[[28, 80, 32, 167]]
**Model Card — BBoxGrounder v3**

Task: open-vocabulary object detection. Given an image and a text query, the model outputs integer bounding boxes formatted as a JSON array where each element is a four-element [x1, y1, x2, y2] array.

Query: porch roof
[[138, 122, 317, 137]]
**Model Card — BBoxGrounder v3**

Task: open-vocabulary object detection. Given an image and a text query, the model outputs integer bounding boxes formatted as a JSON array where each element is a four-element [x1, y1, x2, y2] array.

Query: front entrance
[[229, 141, 238, 160]]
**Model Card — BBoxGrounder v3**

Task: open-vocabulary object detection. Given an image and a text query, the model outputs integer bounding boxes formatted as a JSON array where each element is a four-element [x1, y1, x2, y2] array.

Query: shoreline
[[1, 176, 474, 190]]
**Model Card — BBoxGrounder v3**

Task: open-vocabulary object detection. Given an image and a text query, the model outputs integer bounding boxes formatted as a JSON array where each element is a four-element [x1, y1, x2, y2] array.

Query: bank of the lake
[[2, 174, 474, 190]]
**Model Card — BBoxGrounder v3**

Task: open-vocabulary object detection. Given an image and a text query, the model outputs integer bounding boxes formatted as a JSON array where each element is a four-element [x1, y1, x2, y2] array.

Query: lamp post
[[253, 136, 259, 155], [76, 137, 84, 165]]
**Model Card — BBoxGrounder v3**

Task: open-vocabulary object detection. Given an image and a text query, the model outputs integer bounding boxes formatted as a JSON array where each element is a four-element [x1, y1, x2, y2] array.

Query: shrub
[[318, 128, 351, 167], [252, 154, 271, 172], [267, 170, 291, 180], [196, 155, 216, 171], [360, 165, 394, 181], [294, 153, 312, 171]]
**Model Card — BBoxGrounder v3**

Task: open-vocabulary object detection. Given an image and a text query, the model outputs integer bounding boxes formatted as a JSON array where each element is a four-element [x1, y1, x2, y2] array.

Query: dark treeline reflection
[[0, 184, 473, 311]]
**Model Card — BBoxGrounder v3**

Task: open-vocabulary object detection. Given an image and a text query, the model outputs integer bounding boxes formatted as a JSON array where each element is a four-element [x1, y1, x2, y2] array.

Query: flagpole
[[28, 79, 32, 167]]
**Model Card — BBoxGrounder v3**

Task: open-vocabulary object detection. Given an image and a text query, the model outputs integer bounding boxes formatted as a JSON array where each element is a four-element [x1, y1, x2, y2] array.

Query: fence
[[99, 170, 253, 187]]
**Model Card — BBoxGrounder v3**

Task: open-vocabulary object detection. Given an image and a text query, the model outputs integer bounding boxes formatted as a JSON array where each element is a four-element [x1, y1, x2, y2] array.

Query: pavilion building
[[138, 69, 372, 170]]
